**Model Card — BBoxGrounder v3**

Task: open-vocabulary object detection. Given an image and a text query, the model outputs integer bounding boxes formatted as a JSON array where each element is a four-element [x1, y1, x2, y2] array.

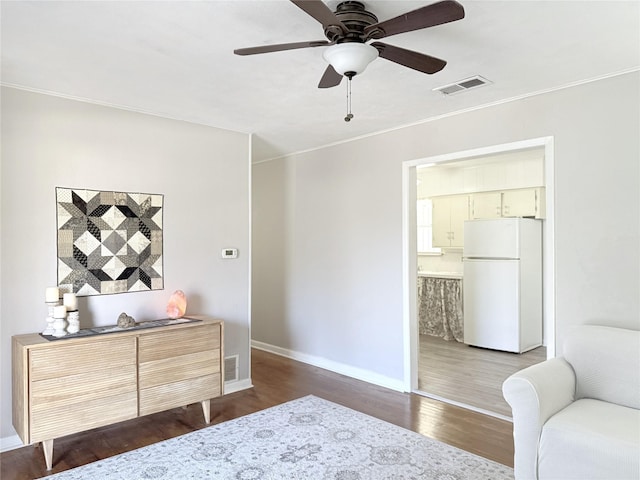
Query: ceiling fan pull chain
[[345, 76, 354, 122]]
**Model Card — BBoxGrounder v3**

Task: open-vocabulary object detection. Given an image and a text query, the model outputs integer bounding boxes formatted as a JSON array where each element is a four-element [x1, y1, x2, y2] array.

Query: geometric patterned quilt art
[[56, 187, 163, 296]]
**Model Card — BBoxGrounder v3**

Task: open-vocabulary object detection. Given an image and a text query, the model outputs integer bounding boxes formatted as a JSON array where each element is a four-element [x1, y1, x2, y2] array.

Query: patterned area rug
[[42, 395, 513, 479]]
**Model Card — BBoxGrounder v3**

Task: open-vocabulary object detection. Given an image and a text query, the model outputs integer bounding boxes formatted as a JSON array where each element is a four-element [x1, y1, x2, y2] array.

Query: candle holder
[[66, 310, 80, 334], [42, 301, 59, 335], [52, 305, 67, 338]]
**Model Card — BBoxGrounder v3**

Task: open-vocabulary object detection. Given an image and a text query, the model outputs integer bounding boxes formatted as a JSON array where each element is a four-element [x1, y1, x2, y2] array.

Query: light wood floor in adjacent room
[[1, 348, 515, 480], [418, 334, 546, 417]]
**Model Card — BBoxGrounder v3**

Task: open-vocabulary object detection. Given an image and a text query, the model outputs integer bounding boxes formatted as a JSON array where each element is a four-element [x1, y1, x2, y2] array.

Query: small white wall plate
[[221, 248, 238, 259]]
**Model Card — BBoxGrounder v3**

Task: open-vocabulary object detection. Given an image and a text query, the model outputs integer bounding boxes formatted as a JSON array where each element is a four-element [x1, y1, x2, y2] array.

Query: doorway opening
[[402, 137, 555, 419]]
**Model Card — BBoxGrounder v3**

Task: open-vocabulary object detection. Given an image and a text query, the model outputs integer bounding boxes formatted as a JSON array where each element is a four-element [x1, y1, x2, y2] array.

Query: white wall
[[252, 72, 640, 388], [253, 144, 405, 389], [0, 87, 251, 445]]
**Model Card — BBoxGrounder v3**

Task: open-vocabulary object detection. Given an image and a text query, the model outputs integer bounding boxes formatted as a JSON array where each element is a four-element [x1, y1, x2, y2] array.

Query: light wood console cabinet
[[12, 316, 223, 470]]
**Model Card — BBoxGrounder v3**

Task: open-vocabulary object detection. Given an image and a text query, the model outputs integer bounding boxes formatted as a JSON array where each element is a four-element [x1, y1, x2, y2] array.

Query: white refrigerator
[[462, 218, 542, 353]]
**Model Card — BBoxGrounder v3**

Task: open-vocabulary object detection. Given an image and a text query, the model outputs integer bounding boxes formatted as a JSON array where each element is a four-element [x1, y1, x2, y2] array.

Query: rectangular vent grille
[[434, 76, 491, 96], [224, 355, 239, 382]]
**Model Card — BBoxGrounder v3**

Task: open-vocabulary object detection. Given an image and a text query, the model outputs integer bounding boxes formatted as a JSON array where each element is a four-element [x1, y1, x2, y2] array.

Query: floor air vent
[[224, 355, 239, 382], [434, 76, 491, 96]]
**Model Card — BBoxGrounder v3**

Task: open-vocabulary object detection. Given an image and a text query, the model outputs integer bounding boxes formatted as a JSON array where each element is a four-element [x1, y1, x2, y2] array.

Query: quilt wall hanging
[[56, 187, 164, 296]]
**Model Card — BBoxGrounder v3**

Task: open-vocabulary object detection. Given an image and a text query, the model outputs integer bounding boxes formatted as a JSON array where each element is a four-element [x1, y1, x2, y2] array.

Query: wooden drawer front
[[31, 365, 137, 410], [31, 391, 137, 442], [138, 324, 220, 363], [30, 337, 136, 381], [139, 373, 221, 417], [29, 336, 138, 442], [139, 350, 220, 389]]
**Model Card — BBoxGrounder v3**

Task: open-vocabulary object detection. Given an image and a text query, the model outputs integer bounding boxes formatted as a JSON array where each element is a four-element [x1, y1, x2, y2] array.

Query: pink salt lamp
[[166, 290, 187, 319]]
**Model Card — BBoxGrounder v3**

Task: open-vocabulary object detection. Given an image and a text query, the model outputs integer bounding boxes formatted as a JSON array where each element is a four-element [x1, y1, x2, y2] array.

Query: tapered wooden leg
[[42, 439, 54, 470], [201, 399, 211, 424]]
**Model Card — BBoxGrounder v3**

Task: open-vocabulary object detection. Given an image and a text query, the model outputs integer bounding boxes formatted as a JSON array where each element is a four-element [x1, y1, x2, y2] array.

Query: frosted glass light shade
[[323, 43, 379, 76]]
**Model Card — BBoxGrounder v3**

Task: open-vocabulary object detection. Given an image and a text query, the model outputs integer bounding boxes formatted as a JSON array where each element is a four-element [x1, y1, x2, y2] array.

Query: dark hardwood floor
[[1, 348, 514, 479]]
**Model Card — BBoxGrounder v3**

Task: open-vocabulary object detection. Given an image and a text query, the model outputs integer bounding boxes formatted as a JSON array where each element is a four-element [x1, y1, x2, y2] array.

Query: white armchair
[[502, 325, 640, 480]]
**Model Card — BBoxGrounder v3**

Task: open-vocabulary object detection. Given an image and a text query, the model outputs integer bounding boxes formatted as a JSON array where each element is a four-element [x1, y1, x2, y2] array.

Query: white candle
[[63, 293, 78, 311], [53, 305, 67, 318], [45, 287, 60, 303]]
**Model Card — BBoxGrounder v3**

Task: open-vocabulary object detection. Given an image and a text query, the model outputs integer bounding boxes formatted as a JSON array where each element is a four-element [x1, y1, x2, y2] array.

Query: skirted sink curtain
[[418, 276, 463, 342]]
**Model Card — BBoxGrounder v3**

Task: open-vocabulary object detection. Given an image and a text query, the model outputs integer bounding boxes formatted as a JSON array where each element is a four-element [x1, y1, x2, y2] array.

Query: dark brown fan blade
[[234, 40, 331, 56], [290, 0, 347, 31], [318, 65, 343, 88], [371, 42, 446, 74], [364, 0, 464, 40]]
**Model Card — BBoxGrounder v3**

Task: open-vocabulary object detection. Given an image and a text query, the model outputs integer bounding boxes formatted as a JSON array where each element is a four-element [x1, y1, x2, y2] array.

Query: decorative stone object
[[166, 290, 187, 319], [117, 312, 136, 329]]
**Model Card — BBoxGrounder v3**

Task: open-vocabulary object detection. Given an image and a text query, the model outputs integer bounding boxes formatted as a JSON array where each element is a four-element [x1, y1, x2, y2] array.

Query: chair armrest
[[502, 357, 576, 480]]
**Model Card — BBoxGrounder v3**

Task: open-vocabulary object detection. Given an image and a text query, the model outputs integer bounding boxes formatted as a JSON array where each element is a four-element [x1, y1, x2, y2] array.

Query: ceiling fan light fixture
[[322, 42, 378, 76]]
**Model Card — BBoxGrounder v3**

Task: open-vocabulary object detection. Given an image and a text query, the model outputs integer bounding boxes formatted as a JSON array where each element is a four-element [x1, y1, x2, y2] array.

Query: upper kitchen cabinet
[[503, 188, 545, 218], [469, 191, 502, 218], [471, 187, 545, 219], [432, 195, 470, 248], [417, 199, 439, 254]]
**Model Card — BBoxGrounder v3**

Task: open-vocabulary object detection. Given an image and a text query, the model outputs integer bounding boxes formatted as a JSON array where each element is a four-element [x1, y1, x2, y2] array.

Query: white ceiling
[[2, 1, 639, 162]]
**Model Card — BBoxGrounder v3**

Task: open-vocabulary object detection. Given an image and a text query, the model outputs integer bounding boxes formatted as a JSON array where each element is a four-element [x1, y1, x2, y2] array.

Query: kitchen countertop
[[418, 271, 463, 279]]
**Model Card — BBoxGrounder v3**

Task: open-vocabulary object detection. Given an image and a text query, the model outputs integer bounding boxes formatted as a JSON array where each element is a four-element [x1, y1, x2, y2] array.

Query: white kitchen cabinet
[[432, 195, 469, 248], [470, 192, 502, 219], [471, 187, 545, 219], [417, 199, 435, 253], [502, 188, 545, 218], [432, 197, 451, 247]]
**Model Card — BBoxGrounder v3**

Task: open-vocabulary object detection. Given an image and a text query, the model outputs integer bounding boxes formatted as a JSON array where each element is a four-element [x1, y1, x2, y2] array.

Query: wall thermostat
[[221, 248, 238, 259]]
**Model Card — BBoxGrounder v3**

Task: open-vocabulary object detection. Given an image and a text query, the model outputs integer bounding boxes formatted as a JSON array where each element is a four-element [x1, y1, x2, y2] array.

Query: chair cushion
[[564, 325, 640, 409], [538, 399, 640, 480]]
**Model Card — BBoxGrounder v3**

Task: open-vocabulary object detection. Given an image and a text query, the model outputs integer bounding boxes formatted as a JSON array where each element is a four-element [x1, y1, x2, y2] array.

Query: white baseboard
[[1, 434, 23, 453], [251, 340, 406, 393], [224, 378, 253, 395]]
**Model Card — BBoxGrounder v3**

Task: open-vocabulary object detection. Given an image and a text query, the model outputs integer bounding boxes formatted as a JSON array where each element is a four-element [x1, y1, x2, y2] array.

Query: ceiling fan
[[234, 0, 465, 89]]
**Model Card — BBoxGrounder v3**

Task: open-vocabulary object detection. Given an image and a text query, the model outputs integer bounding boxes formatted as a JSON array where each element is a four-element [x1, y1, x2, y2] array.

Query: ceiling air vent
[[434, 76, 491, 96]]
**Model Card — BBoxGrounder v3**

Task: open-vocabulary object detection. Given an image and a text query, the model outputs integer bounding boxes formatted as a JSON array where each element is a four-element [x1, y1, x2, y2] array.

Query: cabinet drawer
[[138, 322, 222, 416], [31, 390, 138, 442], [138, 324, 220, 363], [31, 365, 137, 410], [30, 337, 136, 381], [139, 373, 221, 416], [28, 336, 138, 443], [139, 350, 220, 389]]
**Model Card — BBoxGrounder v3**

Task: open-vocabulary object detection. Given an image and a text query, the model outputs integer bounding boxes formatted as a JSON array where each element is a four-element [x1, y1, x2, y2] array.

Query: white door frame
[[401, 137, 556, 392]]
